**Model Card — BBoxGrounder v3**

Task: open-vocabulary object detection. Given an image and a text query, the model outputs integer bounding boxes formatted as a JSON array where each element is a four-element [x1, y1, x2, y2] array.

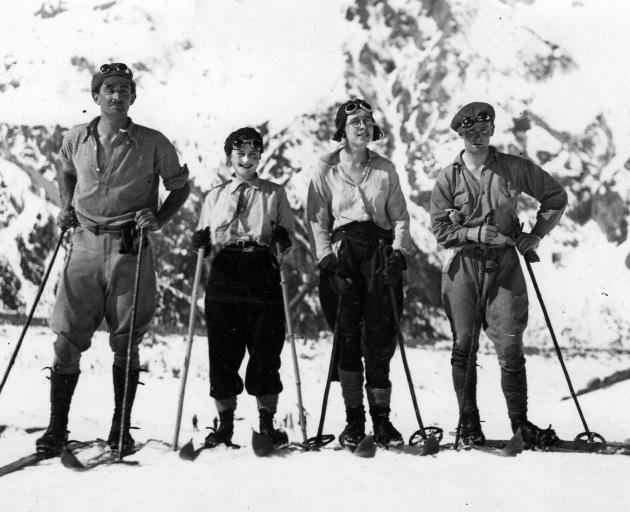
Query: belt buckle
[[244, 246, 254, 253]]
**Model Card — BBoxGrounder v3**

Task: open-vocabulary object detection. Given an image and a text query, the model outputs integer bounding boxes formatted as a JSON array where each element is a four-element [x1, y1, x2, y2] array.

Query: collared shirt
[[430, 146, 568, 249], [59, 116, 189, 227], [306, 147, 411, 262], [197, 175, 295, 249]]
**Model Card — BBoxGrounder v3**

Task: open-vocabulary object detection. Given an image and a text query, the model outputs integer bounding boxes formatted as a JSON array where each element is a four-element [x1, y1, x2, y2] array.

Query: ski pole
[[520, 250, 605, 444], [118, 227, 145, 460], [377, 240, 442, 447], [307, 295, 341, 448], [388, 285, 444, 447], [0, 228, 68, 397], [454, 210, 494, 450], [276, 244, 309, 445], [172, 248, 205, 451]]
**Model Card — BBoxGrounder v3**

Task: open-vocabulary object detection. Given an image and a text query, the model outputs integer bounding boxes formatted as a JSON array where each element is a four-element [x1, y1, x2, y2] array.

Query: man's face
[[461, 122, 494, 154], [230, 142, 261, 181], [93, 77, 135, 116], [344, 110, 374, 147]]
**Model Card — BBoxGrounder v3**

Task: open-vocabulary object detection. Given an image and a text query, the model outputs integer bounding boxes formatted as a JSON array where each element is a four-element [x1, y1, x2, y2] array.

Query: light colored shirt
[[59, 117, 189, 227], [430, 147, 567, 249], [197, 175, 295, 249], [306, 147, 411, 262]]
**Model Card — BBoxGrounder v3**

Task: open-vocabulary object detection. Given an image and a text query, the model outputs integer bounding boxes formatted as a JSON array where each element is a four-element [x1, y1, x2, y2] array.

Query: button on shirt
[[306, 148, 411, 262], [58, 117, 189, 227], [197, 176, 295, 249]]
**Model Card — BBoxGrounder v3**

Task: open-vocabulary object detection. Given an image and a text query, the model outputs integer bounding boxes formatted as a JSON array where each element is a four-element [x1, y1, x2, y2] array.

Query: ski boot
[[459, 411, 485, 446], [510, 416, 559, 449], [107, 366, 139, 456], [339, 405, 366, 449], [36, 372, 79, 459], [205, 409, 235, 447], [370, 406, 403, 447], [258, 409, 289, 446]]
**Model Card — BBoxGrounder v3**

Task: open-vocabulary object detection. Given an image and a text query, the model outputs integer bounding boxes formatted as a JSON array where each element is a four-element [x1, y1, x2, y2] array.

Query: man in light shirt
[[37, 63, 190, 458]]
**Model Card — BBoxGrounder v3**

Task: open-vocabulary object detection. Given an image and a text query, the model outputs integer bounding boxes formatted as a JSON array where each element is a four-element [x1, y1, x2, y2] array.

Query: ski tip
[[60, 447, 89, 471], [354, 435, 376, 458], [502, 429, 524, 457], [252, 430, 274, 457], [178, 439, 198, 461], [421, 435, 441, 456]]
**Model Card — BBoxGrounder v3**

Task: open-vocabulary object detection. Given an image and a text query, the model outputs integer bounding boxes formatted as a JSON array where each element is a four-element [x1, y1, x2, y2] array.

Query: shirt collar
[[324, 146, 378, 167], [228, 174, 260, 193], [82, 116, 139, 147], [455, 146, 497, 167]]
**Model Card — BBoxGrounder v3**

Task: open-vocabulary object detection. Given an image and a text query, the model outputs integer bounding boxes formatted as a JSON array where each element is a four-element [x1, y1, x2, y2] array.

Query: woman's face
[[344, 110, 374, 148], [230, 142, 261, 181]]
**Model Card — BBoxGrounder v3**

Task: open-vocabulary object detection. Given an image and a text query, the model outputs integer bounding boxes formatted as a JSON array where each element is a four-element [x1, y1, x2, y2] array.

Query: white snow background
[[2, 0, 630, 511]]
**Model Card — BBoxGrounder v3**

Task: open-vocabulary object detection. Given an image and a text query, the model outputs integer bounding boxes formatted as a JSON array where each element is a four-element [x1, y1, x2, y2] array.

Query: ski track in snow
[[1, 325, 630, 511]]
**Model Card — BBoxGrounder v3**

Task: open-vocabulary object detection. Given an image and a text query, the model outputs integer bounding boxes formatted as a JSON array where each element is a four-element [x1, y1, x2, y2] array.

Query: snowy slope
[[1, 325, 630, 511]]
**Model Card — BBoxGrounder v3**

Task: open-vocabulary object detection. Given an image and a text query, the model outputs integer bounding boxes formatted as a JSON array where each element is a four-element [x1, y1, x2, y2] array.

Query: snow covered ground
[[1, 324, 630, 512]]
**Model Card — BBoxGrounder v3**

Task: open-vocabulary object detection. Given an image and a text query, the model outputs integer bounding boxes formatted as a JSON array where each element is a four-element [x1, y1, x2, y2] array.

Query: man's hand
[[516, 232, 541, 255], [319, 253, 352, 296], [384, 249, 406, 285], [57, 206, 79, 230], [474, 225, 515, 247], [135, 208, 161, 231]]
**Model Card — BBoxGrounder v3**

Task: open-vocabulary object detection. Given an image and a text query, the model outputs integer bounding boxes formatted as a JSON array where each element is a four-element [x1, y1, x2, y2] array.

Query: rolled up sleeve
[[306, 167, 334, 263], [155, 134, 188, 190], [517, 160, 568, 238], [385, 166, 411, 254], [430, 167, 471, 248], [275, 187, 295, 234]]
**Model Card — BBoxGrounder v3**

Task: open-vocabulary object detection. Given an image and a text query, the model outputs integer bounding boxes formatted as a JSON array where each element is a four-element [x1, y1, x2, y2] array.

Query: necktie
[[230, 182, 249, 237]]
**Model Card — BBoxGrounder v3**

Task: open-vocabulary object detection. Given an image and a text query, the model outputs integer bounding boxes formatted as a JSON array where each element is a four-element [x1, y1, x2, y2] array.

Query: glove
[[192, 227, 211, 256], [516, 232, 541, 255], [318, 253, 352, 296], [383, 249, 406, 285], [271, 225, 292, 254], [57, 206, 78, 230]]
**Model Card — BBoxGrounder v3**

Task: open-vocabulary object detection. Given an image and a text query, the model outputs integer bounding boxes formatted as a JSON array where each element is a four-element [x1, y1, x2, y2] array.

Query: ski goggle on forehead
[[99, 63, 133, 77], [232, 138, 263, 151], [460, 111, 492, 129], [344, 100, 373, 115]]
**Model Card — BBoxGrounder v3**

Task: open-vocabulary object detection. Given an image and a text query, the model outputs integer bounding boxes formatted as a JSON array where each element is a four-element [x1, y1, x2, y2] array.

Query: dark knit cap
[[332, 99, 383, 142], [91, 63, 136, 95], [450, 102, 495, 132], [224, 127, 264, 157]]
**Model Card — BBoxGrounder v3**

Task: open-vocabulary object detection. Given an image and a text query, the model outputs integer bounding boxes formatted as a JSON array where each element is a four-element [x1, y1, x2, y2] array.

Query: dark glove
[[383, 249, 406, 285], [192, 227, 211, 256], [319, 253, 352, 296], [271, 225, 292, 254], [57, 206, 79, 230]]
